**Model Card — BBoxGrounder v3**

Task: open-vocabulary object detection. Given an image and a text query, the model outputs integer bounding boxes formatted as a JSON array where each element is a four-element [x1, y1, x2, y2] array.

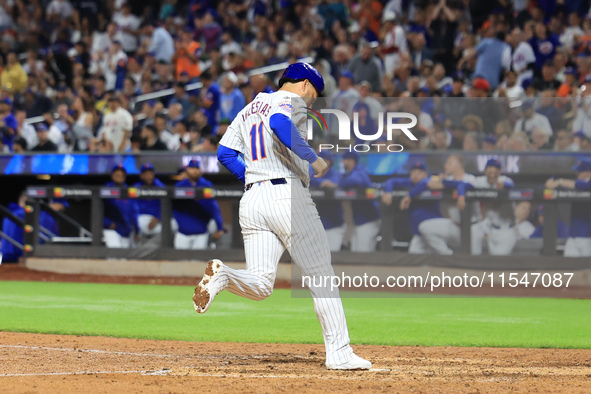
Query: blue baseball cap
[[410, 161, 427, 171], [51, 198, 70, 208], [574, 130, 590, 140], [278, 62, 325, 96], [483, 135, 498, 145], [140, 162, 155, 173], [1, 97, 12, 106], [521, 78, 533, 90], [573, 158, 591, 172], [186, 159, 200, 168], [111, 163, 127, 173], [342, 151, 359, 163], [485, 158, 502, 169], [36, 123, 48, 132], [340, 70, 354, 81]]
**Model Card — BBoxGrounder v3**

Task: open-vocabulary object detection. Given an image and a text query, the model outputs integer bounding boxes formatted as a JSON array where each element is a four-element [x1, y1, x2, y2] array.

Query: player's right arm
[[268, 113, 327, 177]]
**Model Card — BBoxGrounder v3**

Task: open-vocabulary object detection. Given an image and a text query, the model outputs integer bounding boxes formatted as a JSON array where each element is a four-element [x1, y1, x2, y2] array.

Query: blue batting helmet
[[278, 62, 324, 96]]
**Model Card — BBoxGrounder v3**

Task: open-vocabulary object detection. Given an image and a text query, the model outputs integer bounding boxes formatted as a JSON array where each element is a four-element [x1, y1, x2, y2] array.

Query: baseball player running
[[192, 63, 371, 370]]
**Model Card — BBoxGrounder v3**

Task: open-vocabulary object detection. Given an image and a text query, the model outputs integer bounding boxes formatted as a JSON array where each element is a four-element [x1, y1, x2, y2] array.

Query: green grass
[[0, 281, 590, 348]]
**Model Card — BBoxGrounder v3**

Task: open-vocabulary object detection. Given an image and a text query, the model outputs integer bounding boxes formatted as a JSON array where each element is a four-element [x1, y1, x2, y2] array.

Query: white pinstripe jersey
[[219, 91, 310, 186]]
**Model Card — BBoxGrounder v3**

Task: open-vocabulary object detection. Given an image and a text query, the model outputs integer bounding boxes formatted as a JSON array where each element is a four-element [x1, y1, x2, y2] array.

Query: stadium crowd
[[0, 1, 591, 153]]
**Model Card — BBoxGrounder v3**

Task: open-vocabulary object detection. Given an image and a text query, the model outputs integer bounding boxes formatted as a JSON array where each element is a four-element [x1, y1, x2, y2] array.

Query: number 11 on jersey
[[250, 121, 266, 161]]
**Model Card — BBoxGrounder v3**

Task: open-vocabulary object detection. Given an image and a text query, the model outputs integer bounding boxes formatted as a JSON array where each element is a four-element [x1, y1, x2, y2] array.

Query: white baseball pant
[[325, 225, 345, 252], [210, 178, 355, 366], [103, 229, 131, 248], [564, 237, 591, 257], [175, 232, 209, 250], [417, 218, 460, 255], [351, 220, 381, 252], [138, 215, 179, 236]]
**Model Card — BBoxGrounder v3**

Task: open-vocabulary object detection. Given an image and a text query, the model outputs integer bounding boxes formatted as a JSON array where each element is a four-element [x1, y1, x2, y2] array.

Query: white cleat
[[193, 259, 223, 314], [326, 354, 372, 370]]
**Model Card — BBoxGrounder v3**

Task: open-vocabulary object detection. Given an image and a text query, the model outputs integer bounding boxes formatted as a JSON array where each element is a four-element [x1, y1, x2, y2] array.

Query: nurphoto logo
[[306, 108, 418, 153]]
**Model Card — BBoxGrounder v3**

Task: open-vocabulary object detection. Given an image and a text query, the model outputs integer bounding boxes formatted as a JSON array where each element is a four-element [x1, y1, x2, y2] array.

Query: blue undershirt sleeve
[[269, 113, 318, 163], [217, 145, 246, 184]]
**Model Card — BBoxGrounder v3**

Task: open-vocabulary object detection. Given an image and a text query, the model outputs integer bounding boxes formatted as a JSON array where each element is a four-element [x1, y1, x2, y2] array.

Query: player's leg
[[193, 184, 286, 313], [563, 238, 579, 257], [471, 221, 486, 255], [579, 238, 591, 256], [103, 229, 122, 248], [351, 220, 380, 252], [174, 232, 190, 249], [325, 225, 345, 252], [285, 185, 364, 368], [408, 234, 429, 254], [191, 233, 209, 250], [418, 218, 455, 255], [487, 227, 518, 255]]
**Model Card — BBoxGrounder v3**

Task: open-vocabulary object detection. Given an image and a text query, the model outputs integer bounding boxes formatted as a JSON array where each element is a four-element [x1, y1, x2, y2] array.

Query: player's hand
[[148, 217, 159, 230], [311, 157, 329, 178], [399, 196, 411, 210], [457, 196, 466, 211], [496, 181, 505, 190], [545, 178, 559, 189], [212, 230, 224, 240], [381, 192, 393, 206]]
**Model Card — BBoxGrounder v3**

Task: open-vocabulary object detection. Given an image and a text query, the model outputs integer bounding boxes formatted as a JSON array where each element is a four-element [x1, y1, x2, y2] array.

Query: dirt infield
[[1, 332, 591, 393], [2, 264, 591, 392]]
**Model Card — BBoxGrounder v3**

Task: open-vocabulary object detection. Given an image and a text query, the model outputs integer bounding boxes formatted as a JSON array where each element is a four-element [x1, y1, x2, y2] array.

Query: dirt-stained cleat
[[326, 354, 372, 370], [193, 259, 223, 314]]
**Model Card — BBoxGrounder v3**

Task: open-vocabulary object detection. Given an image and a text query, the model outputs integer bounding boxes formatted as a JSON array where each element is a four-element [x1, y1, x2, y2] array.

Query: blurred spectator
[[13, 137, 27, 153], [530, 22, 561, 70], [173, 159, 224, 250], [154, 112, 179, 150], [112, 3, 141, 54], [0, 98, 17, 151], [96, 96, 133, 152], [144, 21, 175, 63], [339, 151, 380, 252], [514, 202, 535, 240], [70, 97, 95, 151], [507, 27, 536, 86], [379, 11, 407, 76], [31, 123, 58, 152], [103, 164, 139, 248], [168, 82, 192, 119], [470, 31, 510, 90], [199, 70, 221, 129], [140, 124, 167, 151], [554, 129, 578, 152], [134, 163, 169, 239], [575, 130, 591, 151], [173, 27, 202, 79], [514, 101, 553, 137], [533, 61, 561, 91], [530, 205, 570, 239], [495, 70, 525, 100], [544, 159, 591, 257], [331, 70, 360, 118], [348, 40, 382, 92], [1, 52, 28, 94], [219, 72, 245, 121], [0, 192, 27, 263], [42, 112, 66, 151]]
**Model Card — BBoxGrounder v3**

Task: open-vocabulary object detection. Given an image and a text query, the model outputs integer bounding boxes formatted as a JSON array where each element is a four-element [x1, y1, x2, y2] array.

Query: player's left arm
[[269, 113, 318, 164]]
